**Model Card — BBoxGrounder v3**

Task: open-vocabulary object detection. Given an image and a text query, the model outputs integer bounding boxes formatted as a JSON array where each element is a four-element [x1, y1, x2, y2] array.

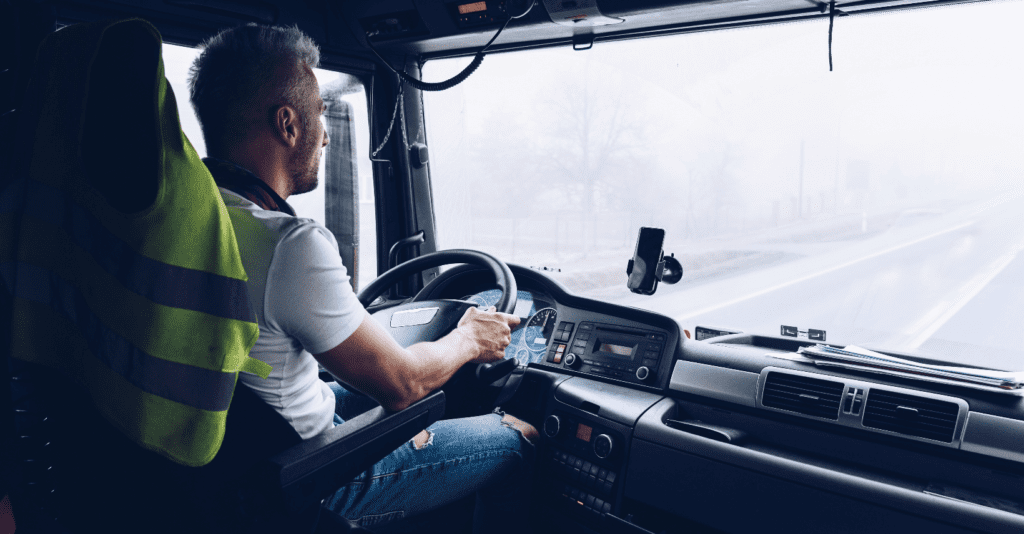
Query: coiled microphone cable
[[364, 0, 535, 92]]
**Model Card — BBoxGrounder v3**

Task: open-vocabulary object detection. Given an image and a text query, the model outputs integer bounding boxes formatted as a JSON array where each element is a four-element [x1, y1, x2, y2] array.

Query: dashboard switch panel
[[548, 343, 566, 364]]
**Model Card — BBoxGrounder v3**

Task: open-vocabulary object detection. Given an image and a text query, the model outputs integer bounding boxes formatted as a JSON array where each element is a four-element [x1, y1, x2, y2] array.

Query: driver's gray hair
[[188, 23, 320, 154]]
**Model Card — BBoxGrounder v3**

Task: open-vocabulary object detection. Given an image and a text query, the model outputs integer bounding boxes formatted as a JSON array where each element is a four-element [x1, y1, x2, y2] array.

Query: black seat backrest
[[9, 356, 306, 534]]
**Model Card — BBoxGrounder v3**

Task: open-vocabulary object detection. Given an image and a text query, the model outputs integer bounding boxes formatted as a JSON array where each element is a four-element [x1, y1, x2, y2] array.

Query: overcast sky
[[424, 0, 1024, 234]]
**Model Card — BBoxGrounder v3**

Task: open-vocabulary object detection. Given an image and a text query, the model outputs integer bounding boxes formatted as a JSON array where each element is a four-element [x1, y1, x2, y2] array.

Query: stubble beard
[[289, 119, 321, 196]]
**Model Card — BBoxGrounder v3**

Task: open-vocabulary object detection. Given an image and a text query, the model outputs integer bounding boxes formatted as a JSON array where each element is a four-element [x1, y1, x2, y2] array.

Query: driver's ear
[[271, 104, 301, 148]]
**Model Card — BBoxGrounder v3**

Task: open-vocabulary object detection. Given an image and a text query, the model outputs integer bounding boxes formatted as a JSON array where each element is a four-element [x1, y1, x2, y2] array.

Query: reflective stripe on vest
[[1, 18, 269, 467]]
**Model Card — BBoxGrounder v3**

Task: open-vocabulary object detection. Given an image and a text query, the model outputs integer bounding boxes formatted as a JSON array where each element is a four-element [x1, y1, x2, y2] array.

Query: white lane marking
[[673, 221, 976, 323], [905, 239, 1024, 349]]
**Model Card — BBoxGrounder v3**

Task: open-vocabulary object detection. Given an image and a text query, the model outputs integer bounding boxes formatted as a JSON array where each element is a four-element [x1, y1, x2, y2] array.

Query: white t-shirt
[[221, 188, 366, 439]]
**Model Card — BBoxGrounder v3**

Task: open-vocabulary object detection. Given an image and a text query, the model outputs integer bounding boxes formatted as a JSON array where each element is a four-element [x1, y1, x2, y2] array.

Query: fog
[[424, 0, 1024, 265]]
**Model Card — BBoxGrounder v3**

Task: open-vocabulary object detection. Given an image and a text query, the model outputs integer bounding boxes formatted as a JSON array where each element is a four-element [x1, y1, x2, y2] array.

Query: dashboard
[[421, 264, 679, 393], [415, 262, 1024, 534]]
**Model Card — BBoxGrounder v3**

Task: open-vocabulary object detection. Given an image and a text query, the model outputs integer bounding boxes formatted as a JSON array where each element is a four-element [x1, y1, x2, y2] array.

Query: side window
[[162, 43, 377, 289]]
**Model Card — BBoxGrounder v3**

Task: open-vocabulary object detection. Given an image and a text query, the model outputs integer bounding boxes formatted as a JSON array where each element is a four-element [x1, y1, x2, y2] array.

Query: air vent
[[762, 372, 844, 420], [862, 390, 959, 443]]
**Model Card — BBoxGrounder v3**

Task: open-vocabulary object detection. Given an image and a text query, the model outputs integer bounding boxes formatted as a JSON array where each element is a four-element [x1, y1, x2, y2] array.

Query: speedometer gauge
[[522, 307, 557, 357]]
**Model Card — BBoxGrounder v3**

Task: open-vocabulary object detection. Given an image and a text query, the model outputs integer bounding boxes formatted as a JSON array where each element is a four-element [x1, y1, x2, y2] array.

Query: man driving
[[187, 23, 538, 532]]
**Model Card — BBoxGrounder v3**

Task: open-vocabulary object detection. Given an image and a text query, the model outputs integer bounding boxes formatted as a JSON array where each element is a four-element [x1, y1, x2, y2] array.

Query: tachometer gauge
[[522, 307, 558, 359]]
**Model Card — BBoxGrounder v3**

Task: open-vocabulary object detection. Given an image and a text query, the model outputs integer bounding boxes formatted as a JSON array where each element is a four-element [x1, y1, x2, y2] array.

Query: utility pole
[[798, 139, 805, 219]]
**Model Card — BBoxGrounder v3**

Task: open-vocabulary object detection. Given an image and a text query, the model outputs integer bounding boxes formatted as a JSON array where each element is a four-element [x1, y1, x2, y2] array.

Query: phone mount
[[657, 254, 684, 284], [626, 252, 683, 295], [626, 227, 683, 295], [627, 254, 683, 284]]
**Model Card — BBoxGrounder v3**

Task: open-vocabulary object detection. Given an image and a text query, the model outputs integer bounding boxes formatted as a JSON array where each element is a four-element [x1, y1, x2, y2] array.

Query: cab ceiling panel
[[40, 0, 376, 70], [340, 0, 991, 59]]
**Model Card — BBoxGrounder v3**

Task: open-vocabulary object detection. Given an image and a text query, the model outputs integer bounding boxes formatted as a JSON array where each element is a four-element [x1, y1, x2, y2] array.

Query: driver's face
[[289, 69, 329, 196]]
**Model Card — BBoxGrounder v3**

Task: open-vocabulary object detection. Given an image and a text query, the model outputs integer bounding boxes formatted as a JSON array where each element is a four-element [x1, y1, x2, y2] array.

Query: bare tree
[[531, 59, 653, 256]]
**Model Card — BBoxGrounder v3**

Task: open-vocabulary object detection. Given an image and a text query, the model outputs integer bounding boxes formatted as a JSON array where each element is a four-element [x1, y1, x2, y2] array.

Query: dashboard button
[[636, 366, 651, 381], [594, 434, 613, 458], [579, 323, 594, 330], [544, 415, 561, 438]]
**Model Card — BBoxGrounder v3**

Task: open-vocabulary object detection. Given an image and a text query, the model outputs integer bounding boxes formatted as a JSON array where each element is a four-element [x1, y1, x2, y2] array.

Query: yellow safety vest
[[0, 19, 269, 467]]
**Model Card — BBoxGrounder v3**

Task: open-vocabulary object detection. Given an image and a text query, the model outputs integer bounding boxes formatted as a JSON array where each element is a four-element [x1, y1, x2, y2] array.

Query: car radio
[[546, 321, 667, 385]]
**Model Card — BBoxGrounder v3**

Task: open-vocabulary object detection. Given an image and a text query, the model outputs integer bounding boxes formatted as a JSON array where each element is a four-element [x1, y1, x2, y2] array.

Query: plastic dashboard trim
[[754, 366, 970, 449], [667, 359, 1024, 466]]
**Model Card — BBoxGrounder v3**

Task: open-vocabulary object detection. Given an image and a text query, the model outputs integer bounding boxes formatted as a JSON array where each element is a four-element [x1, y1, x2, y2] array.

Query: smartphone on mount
[[627, 227, 665, 295]]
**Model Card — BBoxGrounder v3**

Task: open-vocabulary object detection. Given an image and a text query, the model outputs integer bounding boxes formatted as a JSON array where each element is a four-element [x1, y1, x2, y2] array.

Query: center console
[[537, 374, 663, 528]]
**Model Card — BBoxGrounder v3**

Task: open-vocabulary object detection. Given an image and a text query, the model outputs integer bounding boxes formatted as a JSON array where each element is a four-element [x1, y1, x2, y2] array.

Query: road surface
[[595, 191, 1024, 371]]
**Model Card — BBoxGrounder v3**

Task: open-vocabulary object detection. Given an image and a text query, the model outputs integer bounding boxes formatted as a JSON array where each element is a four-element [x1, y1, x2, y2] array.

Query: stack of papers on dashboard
[[795, 345, 1024, 395]]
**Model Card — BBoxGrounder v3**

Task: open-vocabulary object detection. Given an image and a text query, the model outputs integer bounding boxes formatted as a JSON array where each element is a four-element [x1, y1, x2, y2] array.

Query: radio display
[[458, 1, 488, 14], [597, 341, 635, 358], [576, 423, 593, 442]]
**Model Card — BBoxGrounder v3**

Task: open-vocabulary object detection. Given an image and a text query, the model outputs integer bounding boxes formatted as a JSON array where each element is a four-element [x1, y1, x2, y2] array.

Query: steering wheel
[[357, 249, 520, 391]]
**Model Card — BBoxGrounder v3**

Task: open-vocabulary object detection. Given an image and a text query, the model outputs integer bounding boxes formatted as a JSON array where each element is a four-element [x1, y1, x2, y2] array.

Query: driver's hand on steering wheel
[[455, 306, 521, 364]]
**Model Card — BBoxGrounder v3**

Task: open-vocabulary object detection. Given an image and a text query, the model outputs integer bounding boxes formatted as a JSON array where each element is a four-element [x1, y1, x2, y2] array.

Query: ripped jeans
[[322, 382, 535, 533]]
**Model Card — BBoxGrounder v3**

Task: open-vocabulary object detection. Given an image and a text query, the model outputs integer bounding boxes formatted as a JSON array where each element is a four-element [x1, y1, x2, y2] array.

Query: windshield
[[423, 0, 1024, 371]]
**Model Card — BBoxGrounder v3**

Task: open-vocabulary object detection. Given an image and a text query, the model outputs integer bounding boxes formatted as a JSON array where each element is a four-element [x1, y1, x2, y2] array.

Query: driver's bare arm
[[314, 306, 520, 412]]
